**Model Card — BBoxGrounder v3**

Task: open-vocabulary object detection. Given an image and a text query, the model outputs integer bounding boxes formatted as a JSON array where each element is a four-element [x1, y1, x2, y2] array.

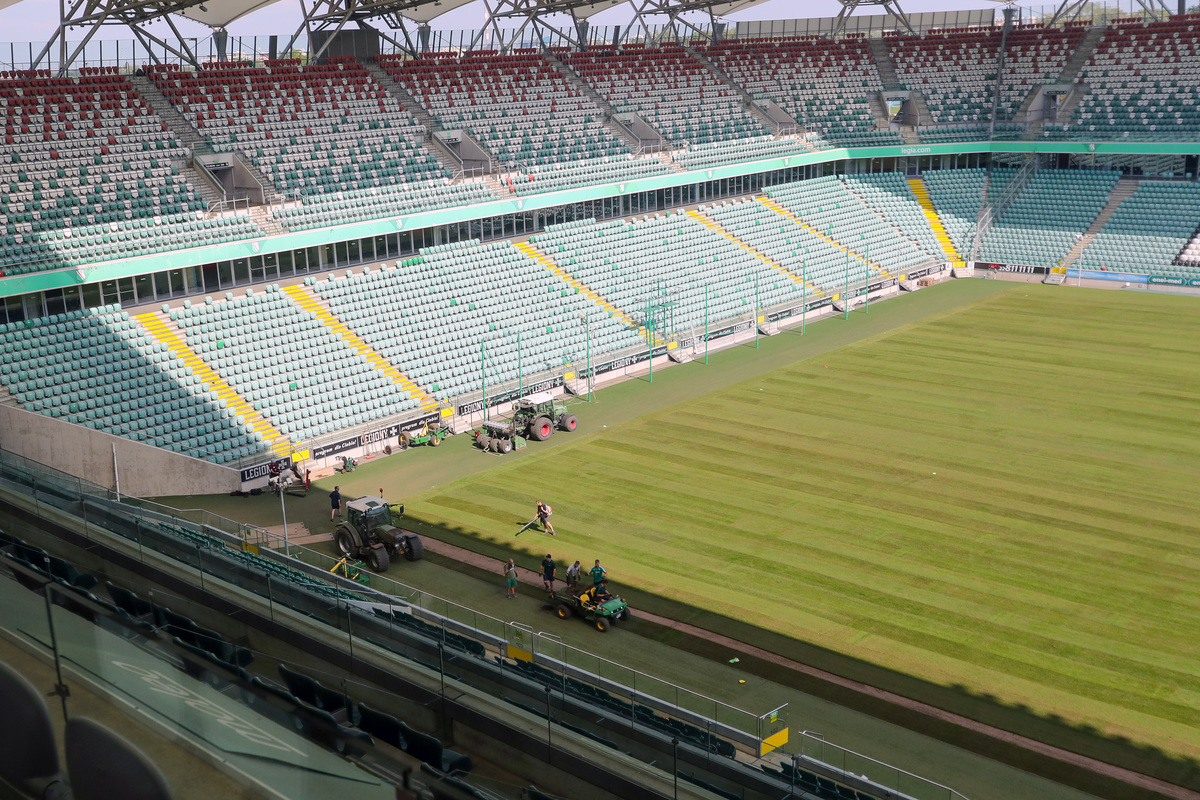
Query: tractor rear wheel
[[335, 528, 357, 558], [530, 417, 554, 442], [403, 534, 424, 562], [498, 438, 512, 454], [560, 414, 578, 432], [367, 546, 391, 573], [594, 617, 610, 633], [555, 604, 573, 619]]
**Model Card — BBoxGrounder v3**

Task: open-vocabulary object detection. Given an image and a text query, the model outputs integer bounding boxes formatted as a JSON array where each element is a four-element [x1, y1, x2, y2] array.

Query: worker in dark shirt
[[541, 553, 557, 592]]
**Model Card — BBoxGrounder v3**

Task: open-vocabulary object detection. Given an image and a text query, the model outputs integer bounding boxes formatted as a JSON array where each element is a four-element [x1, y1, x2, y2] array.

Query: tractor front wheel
[[594, 617, 610, 633], [429, 432, 442, 447], [530, 417, 554, 442], [555, 604, 573, 619], [398, 433, 411, 450], [560, 414, 578, 432], [367, 546, 391, 573], [619, 609, 632, 622], [335, 529, 357, 558]]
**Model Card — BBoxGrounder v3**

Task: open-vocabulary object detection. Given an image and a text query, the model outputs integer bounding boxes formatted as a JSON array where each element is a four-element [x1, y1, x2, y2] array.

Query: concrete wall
[[0, 403, 239, 497]]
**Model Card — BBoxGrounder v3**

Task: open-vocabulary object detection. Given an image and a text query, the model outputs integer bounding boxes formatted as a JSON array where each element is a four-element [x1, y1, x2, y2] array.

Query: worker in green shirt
[[589, 559, 607, 587]]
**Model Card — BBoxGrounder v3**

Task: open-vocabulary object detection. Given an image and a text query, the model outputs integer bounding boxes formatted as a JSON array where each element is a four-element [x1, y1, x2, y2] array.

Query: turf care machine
[[334, 496, 423, 573], [473, 392, 578, 454]]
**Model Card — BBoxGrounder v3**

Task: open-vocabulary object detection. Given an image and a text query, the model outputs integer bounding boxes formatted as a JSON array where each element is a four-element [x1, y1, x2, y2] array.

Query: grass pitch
[[412, 285, 1200, 762]]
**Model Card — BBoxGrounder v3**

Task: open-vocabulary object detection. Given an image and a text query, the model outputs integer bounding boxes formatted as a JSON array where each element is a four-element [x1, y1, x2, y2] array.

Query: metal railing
[[972, 156, 1038, 259], [796, 731, 972, 800]]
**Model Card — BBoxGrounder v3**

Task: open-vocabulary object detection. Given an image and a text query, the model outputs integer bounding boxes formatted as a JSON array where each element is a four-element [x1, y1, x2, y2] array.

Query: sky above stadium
[[0, 0, 1000, 52]]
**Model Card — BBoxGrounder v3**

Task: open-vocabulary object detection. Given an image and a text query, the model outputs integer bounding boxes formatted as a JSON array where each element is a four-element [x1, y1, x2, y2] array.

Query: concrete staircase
[[281, 285, 440, 413], [131, 73, 230, 206], [248, 205, 285, 237], [868, 39, 902, 90], [130, 74, 206, 151], [907, 177, 962, 264], [363, 61, 475, 178], [867, 94, 892, 130], [135, 311, 292, 457], [512, 241, 662, 346], [909, 92, 933, 128], [1057, 27, 1106, 85], [686, 210, 825, 296], [1059, 177, 1138, 269], [540, 50, 655, 153]]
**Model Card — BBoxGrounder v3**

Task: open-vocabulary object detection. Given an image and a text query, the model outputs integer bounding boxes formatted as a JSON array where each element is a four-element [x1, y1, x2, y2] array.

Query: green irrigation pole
[[801, 261, 807, 335], [864, 239, 871, 314], [647, 296, 653, 383], [754, 271, 760, 349], [480, 341, 487, 422], [843, 244, 850, 321], [517, 330, 523, 398], [584, 310, 593, 402], [704, 283, 709, 364]]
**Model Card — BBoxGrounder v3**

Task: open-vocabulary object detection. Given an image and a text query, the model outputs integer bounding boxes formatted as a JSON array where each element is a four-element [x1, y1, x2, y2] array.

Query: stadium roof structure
[[29, 0, 929, 72]]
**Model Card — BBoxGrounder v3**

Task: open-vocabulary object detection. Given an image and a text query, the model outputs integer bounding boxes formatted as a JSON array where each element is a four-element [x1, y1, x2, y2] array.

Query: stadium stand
[[699, 199, 847, 293], [700, 36, 903, 148], [0, 68, 259, 274], [528, 212, 799, 328], [766, 175, 942, 276], [1041, 16, 1200, 140], [0, 304, 271, 463], [920, 168, 990, 259], [842, 173, 947, 261], [885, 27, 1003, 132], [379, 50, 671, 192], [562, 43, 772, 148], [672, 134, 809, 170], [1076, 181, 1200, 275], [173, 283, 419, 441], [997, 25, 1087, 115], [979, 169, 1120, 265], [147, 58, 493, 231], [309, 241, 644, 399]]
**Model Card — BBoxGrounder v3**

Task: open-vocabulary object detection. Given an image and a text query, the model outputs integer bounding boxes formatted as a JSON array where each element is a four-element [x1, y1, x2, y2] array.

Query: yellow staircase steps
[[513, 241, 664, 346], [907, 178, 963, 266], [685, 210, 825, 298], [135, 312, 292, 458], [281, 285, 440, 413], [758, 197, 894, 281]]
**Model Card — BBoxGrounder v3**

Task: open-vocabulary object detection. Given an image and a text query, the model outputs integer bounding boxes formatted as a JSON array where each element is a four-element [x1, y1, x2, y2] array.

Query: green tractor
[[474, 392, 578, 452], [334, 496, 423, 573], [549, 587, 630, 633]]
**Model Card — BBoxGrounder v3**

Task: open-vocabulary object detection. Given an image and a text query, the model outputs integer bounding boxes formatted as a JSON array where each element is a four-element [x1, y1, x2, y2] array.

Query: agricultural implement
[[398, 422, 450, 450], [473, 392, 578, 453]]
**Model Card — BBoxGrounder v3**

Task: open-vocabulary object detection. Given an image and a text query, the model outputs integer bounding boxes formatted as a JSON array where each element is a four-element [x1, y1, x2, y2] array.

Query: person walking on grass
[[541, 553, 557, 593], [503, 558, 518, 599], [330, 486, 342, 520], [589, 559, 607, 588], [565, 560, 581, 590]]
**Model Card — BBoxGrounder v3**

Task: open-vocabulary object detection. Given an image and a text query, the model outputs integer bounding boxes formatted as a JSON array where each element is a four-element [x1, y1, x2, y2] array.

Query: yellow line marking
[[135, 311, 291, 457], [281, 285, 440, 413]]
